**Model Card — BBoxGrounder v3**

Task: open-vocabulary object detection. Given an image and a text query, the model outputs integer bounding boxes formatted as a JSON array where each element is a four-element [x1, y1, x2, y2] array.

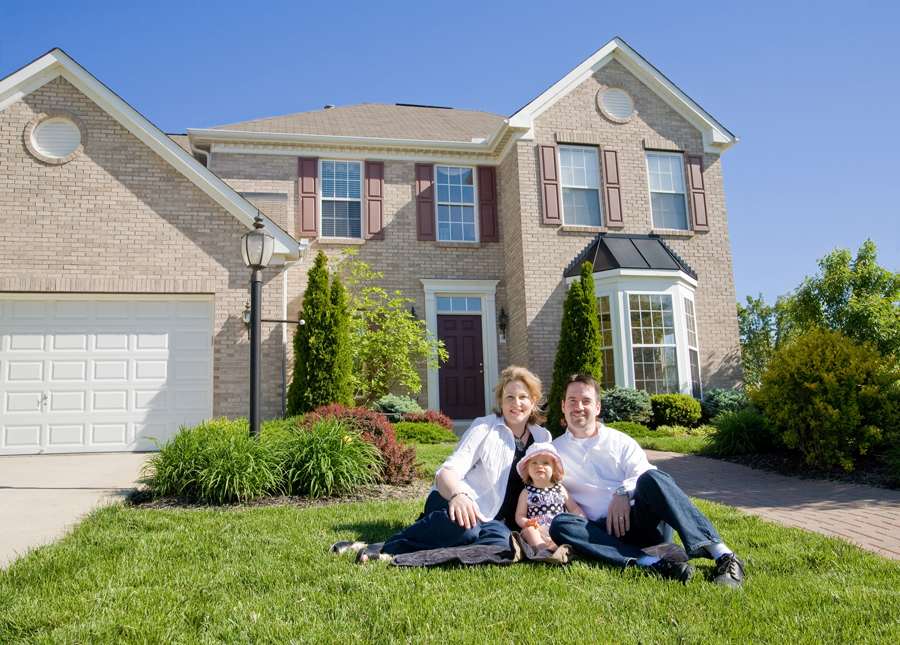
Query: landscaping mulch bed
[[128, 478, 433, 510], [716, 450, 899, 491]]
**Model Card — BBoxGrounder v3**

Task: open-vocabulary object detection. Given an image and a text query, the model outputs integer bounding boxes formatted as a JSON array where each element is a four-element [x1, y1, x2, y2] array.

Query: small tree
[[286, 251, 352, 415], [546, 262, 603, 435], [329, 275, 354, 407], [736, 293, 795, 389]]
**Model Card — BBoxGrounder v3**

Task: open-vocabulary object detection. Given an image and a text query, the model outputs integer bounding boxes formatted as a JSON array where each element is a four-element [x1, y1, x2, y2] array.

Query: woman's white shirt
[[435, 414, 552, 520]]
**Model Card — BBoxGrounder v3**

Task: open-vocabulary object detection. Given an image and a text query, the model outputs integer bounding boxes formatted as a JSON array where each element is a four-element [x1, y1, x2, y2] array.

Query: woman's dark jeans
[[381, 490, 512, 555]]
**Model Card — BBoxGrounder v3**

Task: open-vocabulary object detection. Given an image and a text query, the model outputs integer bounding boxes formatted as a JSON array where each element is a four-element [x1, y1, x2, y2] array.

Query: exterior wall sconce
[[498, 307, 508, 344]]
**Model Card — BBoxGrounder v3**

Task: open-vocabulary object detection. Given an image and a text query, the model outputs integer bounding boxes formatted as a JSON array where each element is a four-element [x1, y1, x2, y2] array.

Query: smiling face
[[562, 381, 602, 439], [501, 380, 535, 432], [525, 454, 557, 488]]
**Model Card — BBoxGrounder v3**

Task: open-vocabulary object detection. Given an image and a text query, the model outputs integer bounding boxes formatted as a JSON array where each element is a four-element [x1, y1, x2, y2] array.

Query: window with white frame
[[629, 293, 679, 395], [559, 146, 602, 226], [436, 296, 482, 313], [321, 160, 362, 238], [646, 152, 688, 230], [436, 166, 476, 242], [597, 295, 616, 390], [684, 297, 702, 398]]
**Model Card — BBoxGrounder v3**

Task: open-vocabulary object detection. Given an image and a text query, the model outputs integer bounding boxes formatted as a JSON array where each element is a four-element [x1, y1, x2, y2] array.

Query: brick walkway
[[646, 450, 900, 560]]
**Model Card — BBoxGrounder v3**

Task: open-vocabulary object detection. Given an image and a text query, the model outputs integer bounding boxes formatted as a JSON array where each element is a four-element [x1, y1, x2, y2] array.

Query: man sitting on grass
[[549, 374, 744, 587]]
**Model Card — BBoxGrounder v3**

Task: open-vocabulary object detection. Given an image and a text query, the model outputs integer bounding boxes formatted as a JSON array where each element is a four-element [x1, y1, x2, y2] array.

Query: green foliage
[[737, 293, 796, 389], [751, 328, 900, 471], [792, 239, 900, 360], [601, 386, 652, 425], [688, 424, 715, 437], [654, 424, 689, 437], [650, 394, 702, 428], [339, 250, 447, 405], [635, 435, 711, 454], [393, 421, 459, 444], [372, 394, 424, 421], [141, 418, 280, 504], [403, 409, 454, 431], [701, 388, 752, 422], [708, 408, 776, 457], [273, 418, 381, 499], [606, 421, 655, 438], [547, 262, 603, 435], [287, 251, 353, 415], [884, 444, 900, 483]]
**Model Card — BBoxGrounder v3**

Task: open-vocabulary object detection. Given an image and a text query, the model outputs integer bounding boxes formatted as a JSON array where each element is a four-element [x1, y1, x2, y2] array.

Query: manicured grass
[[2, 497, 898, 644], [636, 435, 711, 454], [414, 443, 456, 478]]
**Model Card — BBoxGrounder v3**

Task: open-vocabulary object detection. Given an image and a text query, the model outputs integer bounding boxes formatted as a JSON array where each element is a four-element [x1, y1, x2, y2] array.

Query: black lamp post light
[[240, 212, 275, 438]]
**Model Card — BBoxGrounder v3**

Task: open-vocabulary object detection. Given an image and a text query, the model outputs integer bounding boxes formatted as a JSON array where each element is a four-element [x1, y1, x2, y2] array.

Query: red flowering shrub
[[402, 409, 454, 431], [299, 404, 418, 484]]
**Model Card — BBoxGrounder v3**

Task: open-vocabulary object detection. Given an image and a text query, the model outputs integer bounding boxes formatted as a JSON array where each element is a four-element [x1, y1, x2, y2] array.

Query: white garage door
[[0, 296, 214, 455]]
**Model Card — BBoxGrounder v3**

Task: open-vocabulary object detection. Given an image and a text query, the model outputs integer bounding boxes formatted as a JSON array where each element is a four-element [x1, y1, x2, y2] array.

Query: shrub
[[300, 404, 418, 484], [701, 388, 752, 422], [394, 422, 458, 444], [651, 394, 702, 428], [142, 418, 280, 504], [402, 409, 454, 431], [372, 394, 424, 421], [688, 424, 715, 437], [605, 421, 655, 438], [884, 444, 900, 483], [707, 408, 776, 456], [601, 387, 652, 425], [275, 418, 381, 499], [654, 425, 689, 437], [751, 328, 900, 471]]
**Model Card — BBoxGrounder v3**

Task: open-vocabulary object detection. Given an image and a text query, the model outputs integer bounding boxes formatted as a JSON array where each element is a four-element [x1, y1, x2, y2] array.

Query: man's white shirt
[[553, 424, 656, 522]]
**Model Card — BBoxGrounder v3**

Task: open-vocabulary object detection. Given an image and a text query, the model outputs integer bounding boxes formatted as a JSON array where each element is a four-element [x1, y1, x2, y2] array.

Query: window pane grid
[[647, 152, 687, 230], [435, 296, 481, 313], [322, 160, 361, 238], [684, 297, 698, 348], [436, 166, 476, 242], [560, 146, 601, 226], [597, 296, 616, 390], [629, 293, 679, 395]]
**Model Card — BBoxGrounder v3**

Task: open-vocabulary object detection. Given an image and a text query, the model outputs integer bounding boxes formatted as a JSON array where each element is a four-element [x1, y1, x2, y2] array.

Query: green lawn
[[636, 435, 711, 454], [2, 493, 898, 644]]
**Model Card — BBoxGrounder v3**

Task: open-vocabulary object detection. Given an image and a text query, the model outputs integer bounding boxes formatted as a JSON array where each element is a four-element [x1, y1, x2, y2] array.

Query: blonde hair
[[492, 365, 546, 426]]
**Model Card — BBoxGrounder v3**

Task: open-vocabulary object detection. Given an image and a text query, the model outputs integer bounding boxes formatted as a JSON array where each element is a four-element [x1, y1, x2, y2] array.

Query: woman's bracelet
[[450, 492, 469, 500]]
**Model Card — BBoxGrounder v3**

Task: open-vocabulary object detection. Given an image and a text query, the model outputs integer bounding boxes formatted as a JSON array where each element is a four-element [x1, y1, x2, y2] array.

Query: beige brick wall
[[213, 153, 511, 409], [516, 59, 742, 392], [0, 77, 287, 420]]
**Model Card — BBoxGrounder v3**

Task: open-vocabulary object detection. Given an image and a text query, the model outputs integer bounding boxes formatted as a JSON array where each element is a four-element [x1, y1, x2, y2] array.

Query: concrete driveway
[[0, 452, 148, 569]]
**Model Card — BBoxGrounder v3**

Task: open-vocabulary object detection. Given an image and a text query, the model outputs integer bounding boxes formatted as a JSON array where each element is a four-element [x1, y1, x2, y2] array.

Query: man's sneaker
[[713, 553, 744, 588], [648, 558, 694, 584]]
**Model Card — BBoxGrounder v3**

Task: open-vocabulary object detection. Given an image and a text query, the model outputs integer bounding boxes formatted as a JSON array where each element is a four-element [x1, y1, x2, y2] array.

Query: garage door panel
[[6, 361, 44, 382], [12, 301, 46, 318], [93, 390, 128, 411], [50, 360, 87, 381], [53, 334, 87, 351], [49, 391, 85, 412], [175, 389, 208, 411], [96, 333, 128, 350], [9, 334, 44, 351], [136, 333, 168, 350], [3, 425, 41, 448], [137, 301, 169, 318], [55, 301, 89, 318], [135, 390, 167, 410], [48, 424, 84, 446], [176, 331, 207, 350], [176, 360, 209, 380], [92, 423, 127, 445], [97, 301, 128, 318], [94, 360, 128, 380], [177, 301, 209, 319], [135, 360, 167, 380], [7, 391, 42, 412]]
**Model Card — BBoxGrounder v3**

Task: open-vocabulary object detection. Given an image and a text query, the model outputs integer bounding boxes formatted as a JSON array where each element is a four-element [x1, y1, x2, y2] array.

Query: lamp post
[[241, 212, 275, 438]]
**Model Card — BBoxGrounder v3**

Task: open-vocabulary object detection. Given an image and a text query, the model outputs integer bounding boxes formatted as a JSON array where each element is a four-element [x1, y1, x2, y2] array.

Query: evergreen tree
[[329, 274, 354, 407], [287, 251, 337, 415], [546, 261, 603, 436]]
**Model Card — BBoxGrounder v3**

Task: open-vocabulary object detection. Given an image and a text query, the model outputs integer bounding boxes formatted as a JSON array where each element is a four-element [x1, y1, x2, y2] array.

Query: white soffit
[[0, 49, 300, 264], [509, 37, 739, 154]]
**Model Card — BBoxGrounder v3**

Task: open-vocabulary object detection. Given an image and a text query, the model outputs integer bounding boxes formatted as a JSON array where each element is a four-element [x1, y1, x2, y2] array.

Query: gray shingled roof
[[208, 103, 505, 142], [565, 234, 697, 279]]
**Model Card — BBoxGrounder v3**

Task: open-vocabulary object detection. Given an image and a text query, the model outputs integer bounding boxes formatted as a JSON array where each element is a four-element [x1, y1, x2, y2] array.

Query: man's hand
[[448, 493, 485, 529], [606, 493, 631, 538]]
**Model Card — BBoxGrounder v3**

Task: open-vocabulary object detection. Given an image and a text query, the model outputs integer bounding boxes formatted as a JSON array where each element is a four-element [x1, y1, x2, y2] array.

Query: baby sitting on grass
[[514, 442, 584, 552]]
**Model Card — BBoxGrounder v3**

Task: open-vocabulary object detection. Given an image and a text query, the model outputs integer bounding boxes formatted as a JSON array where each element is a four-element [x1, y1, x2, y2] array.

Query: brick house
[[1, 38, 742, 454]]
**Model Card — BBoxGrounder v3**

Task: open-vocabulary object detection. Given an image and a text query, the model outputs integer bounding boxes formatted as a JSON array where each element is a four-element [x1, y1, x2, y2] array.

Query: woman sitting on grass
[[338, 366, 552, 563]]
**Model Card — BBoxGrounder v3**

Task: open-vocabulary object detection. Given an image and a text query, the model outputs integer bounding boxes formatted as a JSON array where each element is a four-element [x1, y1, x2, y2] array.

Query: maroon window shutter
[[364, 161, 385, 240], [602, 149, 624, 227], [686, 155, 709, 231], [415, 163, 436, 241], [297, 157, 319, 237], [477, 166, 499, 242], [538, 145, 562, 225]]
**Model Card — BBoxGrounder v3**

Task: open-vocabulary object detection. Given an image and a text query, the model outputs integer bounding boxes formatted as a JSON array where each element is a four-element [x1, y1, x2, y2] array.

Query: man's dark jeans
[[381, 490, 512, 555], [549, 470, 721, 566]]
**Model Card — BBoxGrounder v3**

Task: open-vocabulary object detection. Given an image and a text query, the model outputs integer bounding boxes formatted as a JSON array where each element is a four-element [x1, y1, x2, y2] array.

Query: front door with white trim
[[437, 315, 485, 420]]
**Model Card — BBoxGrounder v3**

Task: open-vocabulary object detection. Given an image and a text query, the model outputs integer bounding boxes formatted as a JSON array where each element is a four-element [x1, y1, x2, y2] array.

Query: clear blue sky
[[3, 0, 897, 304]]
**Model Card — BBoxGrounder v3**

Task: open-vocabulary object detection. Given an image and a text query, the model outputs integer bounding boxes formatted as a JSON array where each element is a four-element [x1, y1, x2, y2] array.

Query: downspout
[[191, 141, 211, 168], [282, 266, 289, 418]]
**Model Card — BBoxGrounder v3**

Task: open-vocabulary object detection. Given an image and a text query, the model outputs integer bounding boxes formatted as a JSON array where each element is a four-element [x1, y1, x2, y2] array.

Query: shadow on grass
[[331, 519, 408, 542]]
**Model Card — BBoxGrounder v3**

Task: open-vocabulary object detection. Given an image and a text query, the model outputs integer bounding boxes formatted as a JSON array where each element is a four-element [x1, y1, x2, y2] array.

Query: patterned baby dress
[[525, 483, 566, 527]]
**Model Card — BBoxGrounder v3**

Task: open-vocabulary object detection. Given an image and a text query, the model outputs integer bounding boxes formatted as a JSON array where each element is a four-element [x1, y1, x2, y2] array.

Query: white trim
[[420, 279, 499, 414], [0, 50, 300, 264], [509, 38, 739, 154]]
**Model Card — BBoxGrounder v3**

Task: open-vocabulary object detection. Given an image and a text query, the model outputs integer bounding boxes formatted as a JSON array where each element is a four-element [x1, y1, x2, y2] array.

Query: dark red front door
[[437, 315, 485, 420]]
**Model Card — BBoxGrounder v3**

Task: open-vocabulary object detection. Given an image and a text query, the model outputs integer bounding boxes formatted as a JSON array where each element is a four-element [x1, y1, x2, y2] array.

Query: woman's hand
[[448, 492, 485, 529]]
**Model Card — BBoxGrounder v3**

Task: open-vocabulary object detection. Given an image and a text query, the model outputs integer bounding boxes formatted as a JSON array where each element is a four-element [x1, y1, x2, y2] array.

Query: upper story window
[[559, 146, 602, 226], [436, 166, 476, 242], [646, 152, 688, 230], [321, 160, 361, 238]]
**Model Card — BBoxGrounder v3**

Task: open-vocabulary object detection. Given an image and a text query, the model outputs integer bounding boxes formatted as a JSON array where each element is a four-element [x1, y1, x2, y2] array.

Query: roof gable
[[510, 38, 738, 154], [0, 49, 299, 264]]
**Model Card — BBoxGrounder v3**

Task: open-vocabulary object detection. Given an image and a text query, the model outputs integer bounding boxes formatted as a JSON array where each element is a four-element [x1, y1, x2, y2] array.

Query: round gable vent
[[32, 117, 82, 158], [599, 88, 635, 122]]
